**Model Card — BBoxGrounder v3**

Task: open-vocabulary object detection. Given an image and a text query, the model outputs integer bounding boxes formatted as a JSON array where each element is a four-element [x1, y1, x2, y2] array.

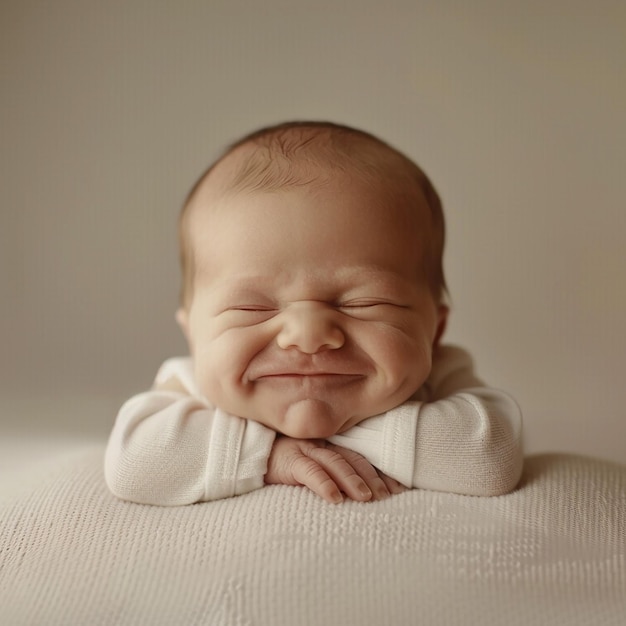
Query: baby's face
[[178, 173, 447, 439]]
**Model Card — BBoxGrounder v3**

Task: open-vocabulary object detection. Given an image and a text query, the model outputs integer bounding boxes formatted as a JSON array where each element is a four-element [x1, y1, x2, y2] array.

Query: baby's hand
[[265, 436, 406, 504]]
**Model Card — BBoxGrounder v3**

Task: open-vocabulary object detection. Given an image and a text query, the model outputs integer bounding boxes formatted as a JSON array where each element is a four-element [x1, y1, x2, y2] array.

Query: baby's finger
[[308, 447, 376, 502], [378, 471, 407, 495], [291, 455, 343, 504], [326, 445, 392, 501]]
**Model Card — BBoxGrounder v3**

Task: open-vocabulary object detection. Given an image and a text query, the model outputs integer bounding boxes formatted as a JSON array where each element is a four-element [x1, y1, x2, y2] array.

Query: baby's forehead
[[192, 132, 425, 210]]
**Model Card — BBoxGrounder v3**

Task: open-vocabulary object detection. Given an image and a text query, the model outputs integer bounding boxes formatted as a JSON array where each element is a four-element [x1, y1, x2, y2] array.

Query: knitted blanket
[[0, 446, 624, 625]]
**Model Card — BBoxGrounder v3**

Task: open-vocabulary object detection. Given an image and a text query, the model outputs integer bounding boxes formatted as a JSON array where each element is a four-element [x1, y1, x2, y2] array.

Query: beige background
[[1, 0, 624, 465]]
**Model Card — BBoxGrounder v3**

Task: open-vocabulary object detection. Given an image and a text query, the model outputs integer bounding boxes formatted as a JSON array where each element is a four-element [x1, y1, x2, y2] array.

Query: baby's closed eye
[[229, 305, 278, 312], [336, 299, 409, 317], [338, 299, 406, 308], [221, 304, 279, 325]]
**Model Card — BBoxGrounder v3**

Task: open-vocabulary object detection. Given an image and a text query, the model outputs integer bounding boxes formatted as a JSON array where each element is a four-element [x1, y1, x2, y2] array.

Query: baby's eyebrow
[[217, 277, 275, 294], [225, 268, 403, 289], [211, 280, 278, 305], [202, 263, 417, 302]]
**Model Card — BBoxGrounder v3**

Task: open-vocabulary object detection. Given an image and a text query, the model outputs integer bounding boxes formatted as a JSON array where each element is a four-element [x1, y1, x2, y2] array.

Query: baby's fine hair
[[179, 121, 447, 307]]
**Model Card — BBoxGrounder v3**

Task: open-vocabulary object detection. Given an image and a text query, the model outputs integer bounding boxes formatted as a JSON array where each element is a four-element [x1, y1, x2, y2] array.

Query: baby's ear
[[433, 305, 449, 348], [175, 308, 190, 343]]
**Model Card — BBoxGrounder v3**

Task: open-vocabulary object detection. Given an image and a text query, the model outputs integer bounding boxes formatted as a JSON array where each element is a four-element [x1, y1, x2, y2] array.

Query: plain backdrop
[[1, 0, 625, 466]]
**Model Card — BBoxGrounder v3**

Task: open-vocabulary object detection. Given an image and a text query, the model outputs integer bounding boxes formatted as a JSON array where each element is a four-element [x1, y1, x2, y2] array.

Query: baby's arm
[[104, 358, 276, 506], [328, 345, 523, 496], [105, 358, 401, 505]]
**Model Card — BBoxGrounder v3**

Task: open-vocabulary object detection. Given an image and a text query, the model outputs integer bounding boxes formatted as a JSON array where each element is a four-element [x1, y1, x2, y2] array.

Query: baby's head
[[176, 121, 449, 438], [179, 122, 446, 309]]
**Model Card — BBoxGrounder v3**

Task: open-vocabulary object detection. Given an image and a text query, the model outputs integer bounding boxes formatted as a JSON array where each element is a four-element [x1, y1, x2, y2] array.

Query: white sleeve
[[104, 359, 276, 506], [328, 346, 523, 496]]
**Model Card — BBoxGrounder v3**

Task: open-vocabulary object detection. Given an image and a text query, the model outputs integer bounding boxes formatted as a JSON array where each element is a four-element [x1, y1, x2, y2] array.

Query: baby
[[105, 121, 523, 506]]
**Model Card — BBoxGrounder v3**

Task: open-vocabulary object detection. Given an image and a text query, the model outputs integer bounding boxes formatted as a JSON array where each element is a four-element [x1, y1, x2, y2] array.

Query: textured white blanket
[[0, 447, 624, 625]]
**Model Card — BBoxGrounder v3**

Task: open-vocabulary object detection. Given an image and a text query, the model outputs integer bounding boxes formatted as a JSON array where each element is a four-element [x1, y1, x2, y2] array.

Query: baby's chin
[[275, 399, 346, 439]]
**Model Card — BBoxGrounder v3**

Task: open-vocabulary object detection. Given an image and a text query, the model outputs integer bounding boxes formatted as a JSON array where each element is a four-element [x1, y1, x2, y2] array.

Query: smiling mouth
[[257, 372, 362, 379], [253, 373, 365, 384]]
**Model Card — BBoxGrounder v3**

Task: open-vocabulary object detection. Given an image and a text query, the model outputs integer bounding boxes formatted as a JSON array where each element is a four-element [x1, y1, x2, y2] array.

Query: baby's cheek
[[193, 333, 260, 406], [378, 335, 432, 393], [192, 360, 219, 403], [191, 340, 228, 399]]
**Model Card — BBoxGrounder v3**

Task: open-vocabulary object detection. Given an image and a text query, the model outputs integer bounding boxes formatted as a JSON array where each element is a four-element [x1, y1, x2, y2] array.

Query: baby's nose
[[276, 302, 345, 354]]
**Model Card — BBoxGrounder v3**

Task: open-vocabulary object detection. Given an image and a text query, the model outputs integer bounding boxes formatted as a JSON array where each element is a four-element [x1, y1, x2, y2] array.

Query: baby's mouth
[[253, 371, 364, 381], [245, 349, 372, 384], [258, 370, 353, 377], [251, 373, 365, 395]]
